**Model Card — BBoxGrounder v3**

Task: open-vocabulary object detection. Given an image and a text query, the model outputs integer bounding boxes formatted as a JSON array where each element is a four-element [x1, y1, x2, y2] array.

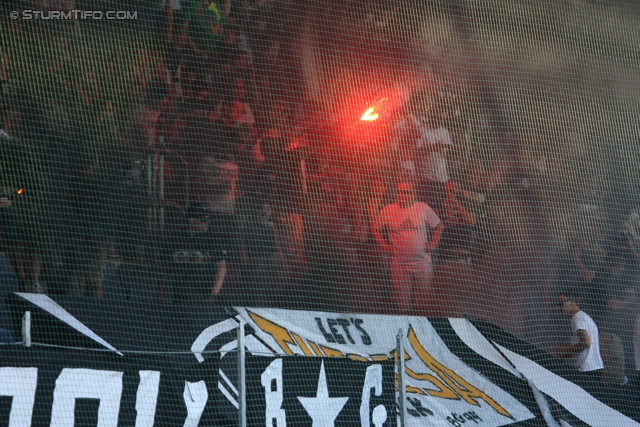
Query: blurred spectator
[[332, 170, 361, 292], [0, 97, 47, 143], [0, 190, 22, 280], [277, 134, 306, 213], [623, 207, 640, 260], [254, 40, 288, 116], [354, 175, 390, 312], [216, 25, 244, 80], [303, 182, 353, 312], [392, 133, 417, 187], [439, 180, 476, 262], [63, 231, 103, 298], [263, 97, 291, 139], [100, 238, 125, 301], [161, 0, 185, 45], [0, 41, 8, 82], [634, 311, 640, 396], [180, 94, 218, 166], [252, 128, 281, 169], [0, 247, 19, 344], [165, 18, 207, 98], [241, 176, 283, 307], [278, 210, 307, 285], [611, 228, 640, 366], [611, 229, 640, 290], [106, 147, 148, 264], [65, 128, 103, 237], [0, 184, 44, 295], [625, 226, 640, 296], [222, 79, 256, 129], [542, 249, 576, 310], [234, 125, 259, 192], [570, 232, 606, 280], [199, 152, 239, 215], [572, 237, 637, 326], [391, 98, 421, 153], [139, 80, 171, 147], [197, 148, 242, 299], [178, 91, 241, 214], [0, 107, 19, 140], [373, 181, 443, 314], [3, 97, 60, 293], [158, 204, 228, 304], [363, 177, 388, 242], [183, 0, 230, 54], [19, 236, 43, 295], [415, 105, 453, 213], [233, 0, 278, 53], [461, 160, 495, 261], [600, 333, 630, 390], [0, 194, 18, 343], [465, 157, 506, 203], [306, 153, 349, 212]]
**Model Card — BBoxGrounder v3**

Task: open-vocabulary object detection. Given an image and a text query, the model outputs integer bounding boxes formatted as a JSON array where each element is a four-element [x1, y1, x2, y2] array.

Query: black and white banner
[[235, 308, 538, 427], [0, 347, 219, 426], [450, 318, 640, 427], [0, 348, 395, 427], [246, 356, 396, 427], [2, 294, 639, 426], [235, 308, 640, 427]]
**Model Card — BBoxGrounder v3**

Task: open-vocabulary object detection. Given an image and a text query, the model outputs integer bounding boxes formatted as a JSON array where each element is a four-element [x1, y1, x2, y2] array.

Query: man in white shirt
[[373, 182, 443, 314], [415, 107, 453, 212], [556, 293, 604, 381]]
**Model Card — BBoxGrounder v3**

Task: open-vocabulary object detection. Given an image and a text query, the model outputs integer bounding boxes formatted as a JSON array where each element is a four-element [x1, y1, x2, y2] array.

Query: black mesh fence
[[1, 0, 639, 425]]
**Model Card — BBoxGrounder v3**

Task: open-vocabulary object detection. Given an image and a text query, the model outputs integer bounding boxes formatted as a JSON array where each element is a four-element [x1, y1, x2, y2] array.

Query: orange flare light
[[16, 188, 24, 195], [360, 107, 379, 121]]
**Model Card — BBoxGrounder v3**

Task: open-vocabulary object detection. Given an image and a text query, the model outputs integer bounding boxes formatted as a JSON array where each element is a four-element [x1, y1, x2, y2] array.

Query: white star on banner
[[297, 361, 349, 427]]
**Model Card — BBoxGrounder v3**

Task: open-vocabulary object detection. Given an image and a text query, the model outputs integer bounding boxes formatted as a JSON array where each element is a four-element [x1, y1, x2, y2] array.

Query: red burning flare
[[360, 107, 379, 121]]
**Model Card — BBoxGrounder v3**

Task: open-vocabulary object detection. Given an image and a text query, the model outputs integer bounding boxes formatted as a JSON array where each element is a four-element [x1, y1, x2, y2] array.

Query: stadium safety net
[[0, 1, 639, 426]]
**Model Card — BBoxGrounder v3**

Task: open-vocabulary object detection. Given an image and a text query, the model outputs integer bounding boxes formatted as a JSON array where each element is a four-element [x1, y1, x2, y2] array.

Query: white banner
[[235, 308, 536, 427]]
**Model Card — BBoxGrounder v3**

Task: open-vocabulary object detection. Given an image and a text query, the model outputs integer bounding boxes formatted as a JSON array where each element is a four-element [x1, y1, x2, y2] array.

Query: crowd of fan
[[1, 0, 640, 394], [0, 0, 488, 313], [547, 219, 640, 395]]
